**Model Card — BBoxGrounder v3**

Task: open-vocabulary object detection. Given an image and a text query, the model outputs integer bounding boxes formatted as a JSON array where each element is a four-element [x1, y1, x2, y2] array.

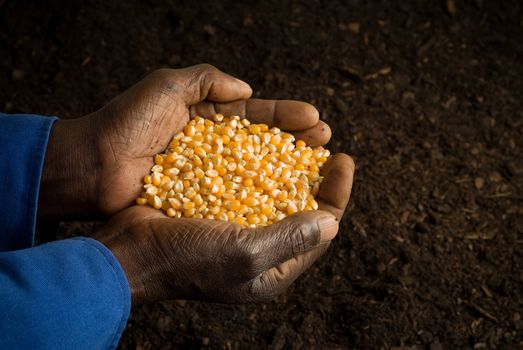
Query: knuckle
[[194, 63, 217, 75], [290, 224, 308, 255], [150, 69, 182, 93], [149, 68, 175, 85]]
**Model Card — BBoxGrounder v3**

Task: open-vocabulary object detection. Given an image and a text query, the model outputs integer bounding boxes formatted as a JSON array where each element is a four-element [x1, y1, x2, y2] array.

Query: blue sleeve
[[0, 113, 58, 251], [0, 237, 131, 350], [0, 114, 131, 349]]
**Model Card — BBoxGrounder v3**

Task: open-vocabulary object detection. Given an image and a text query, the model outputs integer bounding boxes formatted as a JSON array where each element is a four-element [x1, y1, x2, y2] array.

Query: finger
[[292, 120, 332, 147], [249, 243, 330, 301], [317, 153, 355, 220], [242, 210, 338, 275], [190, 99, 320, 131], [157, 64, 252, 105]]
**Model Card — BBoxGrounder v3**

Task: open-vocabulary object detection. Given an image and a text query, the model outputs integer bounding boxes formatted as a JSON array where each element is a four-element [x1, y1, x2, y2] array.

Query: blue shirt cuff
[[0, 113, 58, 251], [0, 236, 131, 350]]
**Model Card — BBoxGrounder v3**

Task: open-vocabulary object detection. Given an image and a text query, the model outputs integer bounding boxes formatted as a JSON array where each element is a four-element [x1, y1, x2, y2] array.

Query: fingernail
[[318, 216, 339, 242]]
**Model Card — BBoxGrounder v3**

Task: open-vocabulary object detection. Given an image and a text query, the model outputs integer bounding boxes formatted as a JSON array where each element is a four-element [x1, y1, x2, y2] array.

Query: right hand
[[92, 154, 354, 305]]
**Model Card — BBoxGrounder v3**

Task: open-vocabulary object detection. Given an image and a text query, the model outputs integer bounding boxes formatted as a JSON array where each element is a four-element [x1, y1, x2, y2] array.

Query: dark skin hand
[[38, 64, 332, 218], [39, 64, 355, 305], [92, 153, 354, 305]]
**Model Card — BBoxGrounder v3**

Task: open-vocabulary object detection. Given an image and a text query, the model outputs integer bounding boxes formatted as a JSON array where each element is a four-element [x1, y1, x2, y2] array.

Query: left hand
[[39, 64, 332, 218], [92, 153, 354, 305]]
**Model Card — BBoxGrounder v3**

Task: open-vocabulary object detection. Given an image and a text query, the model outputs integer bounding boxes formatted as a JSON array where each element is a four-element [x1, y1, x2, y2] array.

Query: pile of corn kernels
[[136, 114, 330, 227]]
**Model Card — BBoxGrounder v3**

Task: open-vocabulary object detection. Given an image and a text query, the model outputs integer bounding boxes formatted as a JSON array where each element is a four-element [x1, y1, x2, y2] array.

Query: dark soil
[[1, 0, 522, 349]]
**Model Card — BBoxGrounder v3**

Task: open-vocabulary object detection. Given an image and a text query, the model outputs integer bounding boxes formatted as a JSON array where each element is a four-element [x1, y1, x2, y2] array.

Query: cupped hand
[[92, 153, 354, 305], [92, 64, 331, 215]]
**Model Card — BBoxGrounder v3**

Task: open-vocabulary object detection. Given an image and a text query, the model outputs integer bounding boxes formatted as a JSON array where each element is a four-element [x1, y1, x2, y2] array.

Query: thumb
[[245, 210, 339, 273], [172, 64, 252, 105]]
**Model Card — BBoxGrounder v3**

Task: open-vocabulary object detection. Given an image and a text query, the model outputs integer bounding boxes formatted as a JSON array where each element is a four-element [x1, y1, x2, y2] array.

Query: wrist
[[38, 117, 102, 219], [92, 224, 148, 306]]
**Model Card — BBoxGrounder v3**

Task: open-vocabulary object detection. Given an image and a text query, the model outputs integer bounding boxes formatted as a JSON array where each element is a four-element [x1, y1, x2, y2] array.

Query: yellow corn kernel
[[295, 163, 306, 171], [152, 173, 163, 186], [182, 148, 194, 157], [183, 201, 195, 210], [155, 154, 164, 165], [206, 169, 219, 177], [193, 194, 204, 206], [168, 198, 182, 210], [237, 204, 249, 215], [185, 125, 196, 137], [243, 178, 254, 187], [136, 197, 147, 205], [229, 199, 242, 211], [248, 124, 261, 134], [216, 165, 227, 176], [152, 195, 162, 209], [184, 208, 196, 217], [277, 190, 288, 202], [244, 197, 258, 207], [235, 217, 246, 226], [234, 133, 248, 143], [184, 187, 196, 199], [201, 177, 212, 188], [247, 214, 260, 225], [296, 140, 306, 148], [212, 176, 224, 187], [217, 211, 228, 221], [261, 203, 272, 216], [162, 201, 171, 211], [194, 168, 205, 179], [287, 202, 298, 215], [194, 146, 206, 158], [195, 124, 205, 133], [145, 186, 158, 196]]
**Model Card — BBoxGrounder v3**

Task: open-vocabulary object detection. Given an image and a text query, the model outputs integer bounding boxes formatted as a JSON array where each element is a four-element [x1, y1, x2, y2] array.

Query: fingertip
[[317, 153, 355, 220], [274, 101, 320, 130], [322, 153, 355, 176], [334, 153, 356, 175], [293, 120, 332, 147], [234, 78, 253, 94], [317, 214, 339, 242], [300, 103, 320, 125]]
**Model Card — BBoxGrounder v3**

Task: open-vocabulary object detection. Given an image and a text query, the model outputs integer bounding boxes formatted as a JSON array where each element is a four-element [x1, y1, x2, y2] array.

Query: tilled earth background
[[1, 0, 522, 349]]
